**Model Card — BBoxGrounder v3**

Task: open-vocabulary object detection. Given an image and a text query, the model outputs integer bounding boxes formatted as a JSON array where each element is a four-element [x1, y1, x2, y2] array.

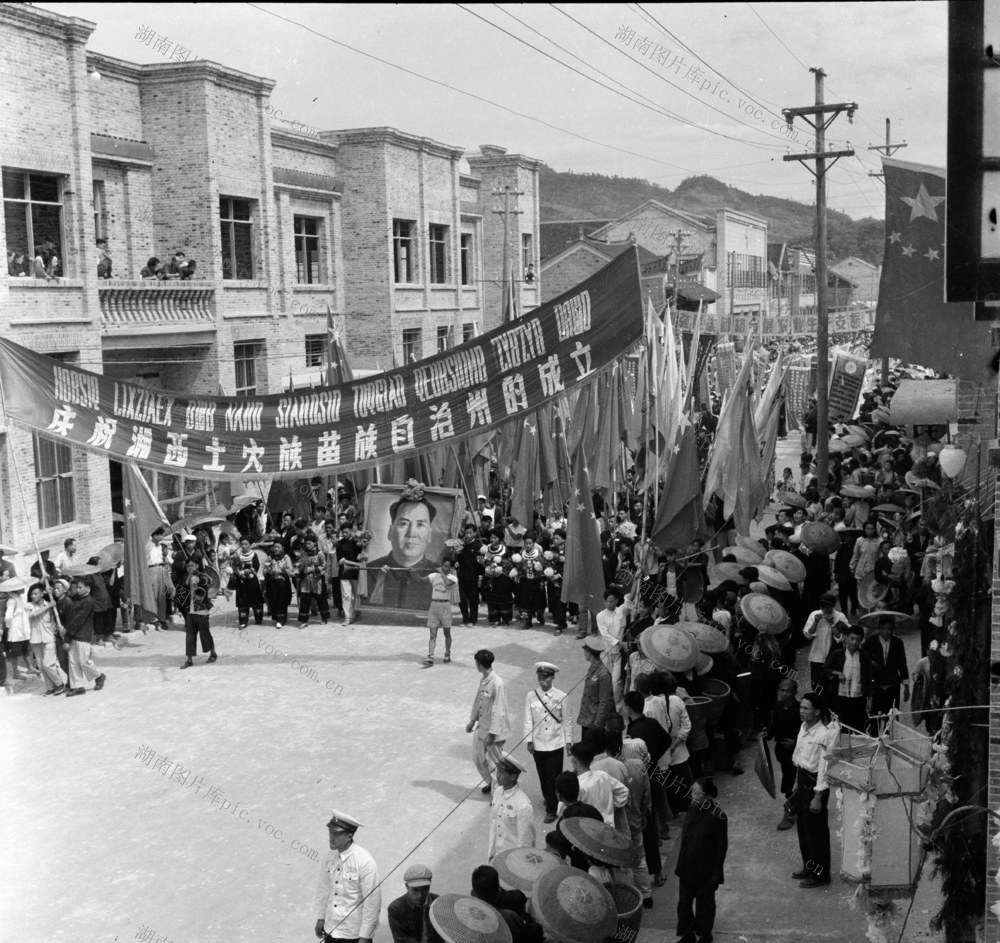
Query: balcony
[[99, 280, 216, 336]]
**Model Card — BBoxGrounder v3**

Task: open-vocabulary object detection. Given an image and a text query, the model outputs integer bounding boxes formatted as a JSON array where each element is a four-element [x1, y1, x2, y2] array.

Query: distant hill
[[540, 167, 885, 267]]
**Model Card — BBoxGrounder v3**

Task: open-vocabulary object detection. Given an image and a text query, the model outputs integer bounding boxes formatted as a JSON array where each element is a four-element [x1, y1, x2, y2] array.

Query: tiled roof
[[540, 220, 612, 261]]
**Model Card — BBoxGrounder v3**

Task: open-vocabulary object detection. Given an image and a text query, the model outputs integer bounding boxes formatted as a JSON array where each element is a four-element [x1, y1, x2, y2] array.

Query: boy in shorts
[[423, 555, 458, 666]]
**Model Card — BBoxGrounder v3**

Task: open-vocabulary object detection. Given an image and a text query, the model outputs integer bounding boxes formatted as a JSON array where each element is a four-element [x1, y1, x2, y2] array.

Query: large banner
[[0, 250, 644, 479], [676, 308, 875, 336], [828, 348, 867, 422]]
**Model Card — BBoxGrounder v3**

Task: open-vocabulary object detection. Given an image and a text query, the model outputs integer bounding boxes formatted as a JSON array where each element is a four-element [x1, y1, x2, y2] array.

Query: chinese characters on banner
[[0, 251, 645, 478], [674, 308, 875, 337], [828, 348, 868, 422]]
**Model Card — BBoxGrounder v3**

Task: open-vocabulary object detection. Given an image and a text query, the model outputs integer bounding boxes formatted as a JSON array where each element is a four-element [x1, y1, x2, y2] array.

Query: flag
[[872, 158, 993, 383], [650, 425, 707, 551], [123, 462, 169, 625], [326, 304, 354, 386], [561, 455, 606, 613], [510, 413, 539, 528]]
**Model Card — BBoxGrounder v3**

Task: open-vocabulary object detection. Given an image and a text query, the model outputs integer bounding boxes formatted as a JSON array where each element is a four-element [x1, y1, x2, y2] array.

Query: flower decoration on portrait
[[354, 529, 373, 547], [401, 479, 426, 502], [511, 554, 522, 564], [445, 538, 464, 552], [888, 547, 908, 564]]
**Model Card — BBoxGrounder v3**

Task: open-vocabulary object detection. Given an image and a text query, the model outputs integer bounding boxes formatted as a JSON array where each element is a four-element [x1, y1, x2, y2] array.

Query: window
[[294, 216, 322, 284], [234, 341, 262, 396], [393, 220, 415, 283], [305, 334, 326, 368], [437, 325, 451, 353], [463, 322, 475, 343], [33, 433, 75, 529], [220, 197, 254, 280], [92, 180, 106, 241], [402, 328, 422, 364], [460, 233, 473, 286], [3, 169, 64, 276], [429, 223, 448, 284], [521, 233, 534, 275]]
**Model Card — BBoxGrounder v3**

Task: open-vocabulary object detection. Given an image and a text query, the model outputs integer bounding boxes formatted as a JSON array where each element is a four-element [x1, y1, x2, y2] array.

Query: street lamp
[[940, 429, 978, 480]]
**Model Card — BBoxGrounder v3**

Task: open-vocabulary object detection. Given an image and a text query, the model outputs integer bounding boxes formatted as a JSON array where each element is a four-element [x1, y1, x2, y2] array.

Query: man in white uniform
[[487, 753, 536, 861], [313, 809, 381, 943], [524, 661, 573, 823]]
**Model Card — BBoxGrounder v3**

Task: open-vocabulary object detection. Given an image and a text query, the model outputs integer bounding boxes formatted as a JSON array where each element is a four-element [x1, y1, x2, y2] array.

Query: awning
[[889, 379, 957, 427], [677, 282, 720, 303]]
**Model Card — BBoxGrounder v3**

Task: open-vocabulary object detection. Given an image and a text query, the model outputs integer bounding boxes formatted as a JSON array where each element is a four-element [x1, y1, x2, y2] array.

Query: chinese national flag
[[561, 456, 606, 614], [326, 304, 354, 386], [123, 462, 169, 625], [872, 158, 993, 383]]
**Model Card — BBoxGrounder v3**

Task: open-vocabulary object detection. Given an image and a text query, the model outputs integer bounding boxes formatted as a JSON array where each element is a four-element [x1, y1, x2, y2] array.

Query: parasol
[[872, 503, 904, 515], [857, 610, 914, 630], [60, 563, 104, 577], [708, 562, 747, 585], [753, 565, 792, 592], [763, 549, 807, 583], [170, 513, 226, 534], [780, 492, 809, 510], [739, 593, 790, 635], [560, 817, 636, 868], [0, 543, 20, 555], [429, 895, 512, 943], [754, 737, 777, 799], [676, 620, 730, 654], [638, 624, 700, 672], [799, 522, 840, 555], [891, 488, 922, 506], [0, 575, 27, 592], [722, 546, 764, 565], [493, 847, 563, 895], [841, 484, 877, 500], [857, 574, 889, 609], [97, 542, 125, 570], [227, 494, 258, 513], [736, 535, 766, 554], [530, 866, 616, 943], [829, 437, 851, 453], [841, 433, 868, 448]]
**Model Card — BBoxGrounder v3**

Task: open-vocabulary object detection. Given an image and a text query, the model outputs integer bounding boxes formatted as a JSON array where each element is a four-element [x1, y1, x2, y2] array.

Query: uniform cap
[[581, 636, 606, 654], [326, 809, 362, 832], [496, 752, 527, 775], [534, 661, 559, 675], [403, 864, 433, 886]]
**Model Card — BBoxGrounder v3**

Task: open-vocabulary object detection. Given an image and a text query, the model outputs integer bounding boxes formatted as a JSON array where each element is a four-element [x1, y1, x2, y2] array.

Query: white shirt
[[803, 608, 850, 664], [596, 606, 626, 659], [666, 694, 692, 767], [488, 784, 536, 860], [54, 550, 75, 572], [313, 842, 381, 940], [792, 720, 840, 792], [27, 601, 57, 644], [428, 571, 458, 602], [577, 769, 630, 826], [842, 650, 863, 698], [523, 686, 573, 751], [470, 670, 511, 740], [146, 541, 164, 566]]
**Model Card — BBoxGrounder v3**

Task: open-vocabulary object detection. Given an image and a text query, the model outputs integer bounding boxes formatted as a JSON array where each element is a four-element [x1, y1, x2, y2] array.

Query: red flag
[[326, 304, 354, 385], [561, 456, 606, 613], [650, 426, 707, 551], [510, 414, 539, 528], [872, 158, 992, 382], [123, 462, 169, 625]]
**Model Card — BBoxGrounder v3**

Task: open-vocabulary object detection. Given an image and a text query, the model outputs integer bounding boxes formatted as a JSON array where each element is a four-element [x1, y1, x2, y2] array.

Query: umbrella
[[857, 610, 914, 630], [739, 593, 790, 634], [530, 866, 616, 943], [736, 535, 766, 554], [676, 620, 730, 654], [905, 471, 941, 491], [841, 484, 877, 500], [0, 575, 26, 592], [763, 549, 807, 583], [0, 543, 19, 555], [708, 562, 747, 585], [846, 425, 870, 441], [829, 437, 851, 453], [97, 542, 125, 570], [857, 574, 889, 609], [638, 624, 701, 672], [493, 847, 563, 895], [561, 817, 636, 867], [60, 563, 104, 577], [842, 433, 868, 448], [722, 546, 764, 565], [892, 489, 922, 506], [170, 513, 225, 534], [754, 738, 777, 799], [694, 652, 714, 676], [780, 492, 808, 510], [429, 895, 512, 943], [799, 522, 840, 555], [754, 565, 792, 592], [872, 503, 904, 515], [228, 494, 258, 513]]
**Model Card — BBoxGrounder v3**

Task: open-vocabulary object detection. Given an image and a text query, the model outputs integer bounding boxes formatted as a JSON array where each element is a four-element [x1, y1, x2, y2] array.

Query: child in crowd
[[481, 557, 515, 626]]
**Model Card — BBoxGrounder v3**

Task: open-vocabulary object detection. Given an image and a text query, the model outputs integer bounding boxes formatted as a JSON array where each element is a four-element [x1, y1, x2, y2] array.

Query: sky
[[40, 2, 946, 221]]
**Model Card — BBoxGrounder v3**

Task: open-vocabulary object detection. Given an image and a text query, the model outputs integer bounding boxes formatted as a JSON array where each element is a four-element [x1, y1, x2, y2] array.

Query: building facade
[[0, 4, 539, 573]]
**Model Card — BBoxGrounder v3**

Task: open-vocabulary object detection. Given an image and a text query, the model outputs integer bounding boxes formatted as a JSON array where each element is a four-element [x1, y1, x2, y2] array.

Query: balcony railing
[[99, 280, 216, 331]]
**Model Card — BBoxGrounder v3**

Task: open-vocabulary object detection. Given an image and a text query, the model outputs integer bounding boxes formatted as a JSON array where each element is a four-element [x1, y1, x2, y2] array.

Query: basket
[[608, 882, 643, 942], [700, 678, 731, 727], [686, 695, 713, 752]]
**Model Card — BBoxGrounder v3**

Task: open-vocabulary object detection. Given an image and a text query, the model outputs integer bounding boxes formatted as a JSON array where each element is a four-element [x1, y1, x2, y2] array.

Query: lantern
[[826, 714, 933, 894], [938, 443, 967, 479]]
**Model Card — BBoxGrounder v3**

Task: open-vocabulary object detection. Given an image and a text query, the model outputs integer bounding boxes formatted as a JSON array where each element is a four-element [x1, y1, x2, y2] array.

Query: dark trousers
[[869, 685, 901, 734], [794, 769, 830, 881], [329, 577, 343, 613], [55, 634, 70, 675], [298, 590, 330, 622], [266, 579, 292, 624], [546, 583, 566, 628], [487, 604, 512, 625], [676, 878, 717, 942], [531, 747, 563, 815], [458, 577, 480, 624], [661, 762, 693, 815], [520, 582, 545, 624], [809, 662, 828, 693], [94, 609, 116, 638], [641, 813, 662, 877], [184, 613, 215, 658], [774, 742, 797, 798], [837, 573, 859, 616], [238, 606, 263, 627], [836, 695, 868, 735]]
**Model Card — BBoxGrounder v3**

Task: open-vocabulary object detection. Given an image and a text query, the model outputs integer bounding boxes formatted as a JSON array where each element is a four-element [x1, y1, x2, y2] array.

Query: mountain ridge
[[539, 166, 885, 266]]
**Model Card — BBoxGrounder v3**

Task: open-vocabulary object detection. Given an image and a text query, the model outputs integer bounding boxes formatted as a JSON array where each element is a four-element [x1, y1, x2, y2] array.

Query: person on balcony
[[180, 259, 197, 280], [140, 257, 165, 279], [165, 250, 187, 279], [96, 238, 112, 279]]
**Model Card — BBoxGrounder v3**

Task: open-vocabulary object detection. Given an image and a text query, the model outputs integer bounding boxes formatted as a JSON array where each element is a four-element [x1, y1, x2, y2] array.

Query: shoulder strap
[[535, 689, 563, 724]]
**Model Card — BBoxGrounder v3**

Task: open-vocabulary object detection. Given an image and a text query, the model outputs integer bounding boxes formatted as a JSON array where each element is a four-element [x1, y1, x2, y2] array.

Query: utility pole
[[783, 68, 856, 493], [668, 229, 691, 308], [869, 119, 907, 386], [491, 184, 523, 322]]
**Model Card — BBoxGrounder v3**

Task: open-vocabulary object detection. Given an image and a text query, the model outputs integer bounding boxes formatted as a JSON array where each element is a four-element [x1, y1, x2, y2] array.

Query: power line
[[546, 3, 793, 151], [630, 1, 784, 117], [464, 4, 789, 152], [745, 2, 811, 71], [241, 2, 692, 173]]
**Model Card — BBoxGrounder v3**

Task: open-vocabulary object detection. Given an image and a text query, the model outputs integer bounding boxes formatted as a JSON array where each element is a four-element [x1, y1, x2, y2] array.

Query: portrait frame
[[361, 483, 465, 613]]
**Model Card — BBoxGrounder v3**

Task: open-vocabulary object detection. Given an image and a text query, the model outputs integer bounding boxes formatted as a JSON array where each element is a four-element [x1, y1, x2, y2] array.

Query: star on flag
[[889, 232, 901, 244], [924, 247, 940, 262], [900, 183, 945, 223], [901, 245, 916, 258]]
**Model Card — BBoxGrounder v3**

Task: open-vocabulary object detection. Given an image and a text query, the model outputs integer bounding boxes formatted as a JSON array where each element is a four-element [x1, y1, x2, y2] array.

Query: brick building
[[0, 4, 538, 572]]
